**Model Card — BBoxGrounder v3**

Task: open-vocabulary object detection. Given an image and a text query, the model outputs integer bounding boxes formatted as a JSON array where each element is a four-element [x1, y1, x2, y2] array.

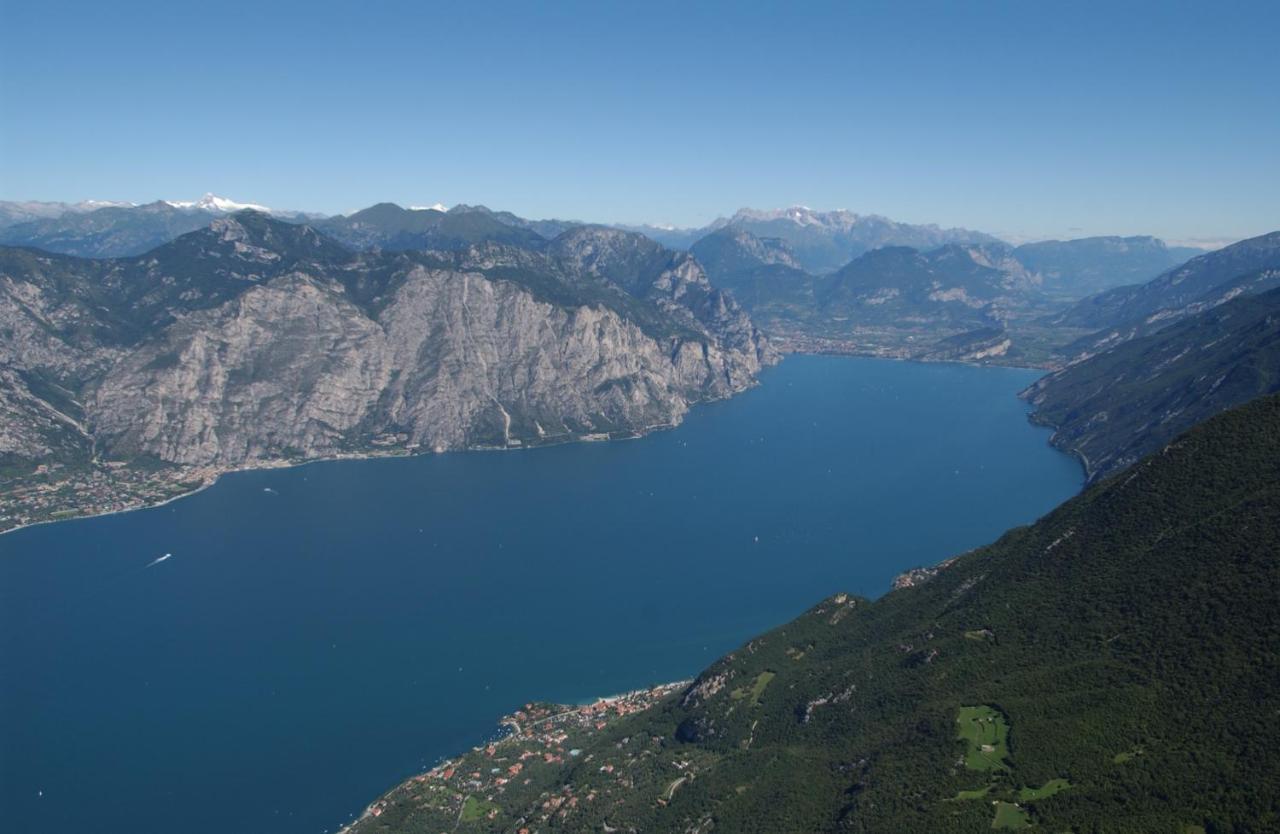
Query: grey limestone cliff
[[0, 213, 774, 529]]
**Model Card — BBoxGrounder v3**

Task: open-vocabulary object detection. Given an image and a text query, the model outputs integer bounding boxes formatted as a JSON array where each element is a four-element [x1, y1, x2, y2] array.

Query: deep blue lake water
[[0, 356, 1081, 834]]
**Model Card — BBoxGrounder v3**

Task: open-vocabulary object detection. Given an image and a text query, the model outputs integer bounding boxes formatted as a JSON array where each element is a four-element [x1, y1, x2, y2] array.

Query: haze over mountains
[[0, 196, 1216, 364], [0, 196, 1205, 267]]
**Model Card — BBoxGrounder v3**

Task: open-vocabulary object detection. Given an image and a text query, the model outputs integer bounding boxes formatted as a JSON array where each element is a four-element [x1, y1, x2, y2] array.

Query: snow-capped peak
[[76, 199, 137, 210], [729, 206, 864, 230], [165, 193, 272, 214], [409, 203, 449, 212]]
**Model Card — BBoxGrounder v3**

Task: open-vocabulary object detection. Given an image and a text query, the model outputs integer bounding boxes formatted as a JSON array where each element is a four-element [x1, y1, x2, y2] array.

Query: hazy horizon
[[0, 193, 1250, 250]]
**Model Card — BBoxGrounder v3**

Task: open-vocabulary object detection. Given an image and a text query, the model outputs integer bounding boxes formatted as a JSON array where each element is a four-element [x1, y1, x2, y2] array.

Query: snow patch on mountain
[[165, 193, 273, 214]]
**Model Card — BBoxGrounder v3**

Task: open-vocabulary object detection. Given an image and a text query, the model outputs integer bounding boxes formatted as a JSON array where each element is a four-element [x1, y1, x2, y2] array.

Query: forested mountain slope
[[351, 393, 1280, 834]]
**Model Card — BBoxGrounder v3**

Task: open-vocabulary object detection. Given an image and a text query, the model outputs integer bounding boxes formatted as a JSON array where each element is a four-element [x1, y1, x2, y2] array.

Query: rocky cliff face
[[0, 214, 773, 520]]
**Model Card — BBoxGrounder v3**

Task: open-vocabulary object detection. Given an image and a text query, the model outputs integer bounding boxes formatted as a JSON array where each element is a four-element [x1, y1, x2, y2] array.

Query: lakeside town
[[345, 682, 692, 834], [0, 460, 216, 535]]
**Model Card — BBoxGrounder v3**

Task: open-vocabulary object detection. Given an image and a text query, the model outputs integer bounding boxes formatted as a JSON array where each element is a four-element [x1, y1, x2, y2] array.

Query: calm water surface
[[0, 356, 1081, 833]]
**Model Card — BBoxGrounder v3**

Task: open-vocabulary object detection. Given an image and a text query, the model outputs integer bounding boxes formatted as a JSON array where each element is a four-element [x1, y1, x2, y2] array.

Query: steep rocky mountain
[[314, 203, 550, 252], [0, 213, 773, 527], [351, 392, 1280, 834], [1023, 285, 1280, 482], [1047, 231, 1280, 334], [1012, 235, 1204, 300]]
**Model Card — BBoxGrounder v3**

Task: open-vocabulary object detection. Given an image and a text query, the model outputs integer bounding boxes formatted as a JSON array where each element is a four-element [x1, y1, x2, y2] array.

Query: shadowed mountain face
[[1012, 235, 1203, 299], [1047, 231, 1280, 335], [1023, 284, 1280, 481], [314, 203, 551, 252], [0, 213, 773, 525], [350, 392, 1280, 834]]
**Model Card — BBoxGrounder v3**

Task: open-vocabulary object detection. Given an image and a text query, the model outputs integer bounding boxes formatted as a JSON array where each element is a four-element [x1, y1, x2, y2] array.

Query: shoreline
[[0, 352, 1068, 539], [0, 380, 757, 539], [335, 680, 693, 834], [775, 344, 1057, 373]]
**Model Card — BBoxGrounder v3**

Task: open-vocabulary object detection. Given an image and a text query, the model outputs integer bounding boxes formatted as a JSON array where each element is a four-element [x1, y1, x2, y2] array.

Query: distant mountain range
[[1012, 235, 1203, 300], [312, 203, 550, 251], [0, 195, 1252, 367], [0, 199, 136, 227], [0, 196, 1204, 277], [626, 205, 1002, 273], [0, 195, 321, 258]]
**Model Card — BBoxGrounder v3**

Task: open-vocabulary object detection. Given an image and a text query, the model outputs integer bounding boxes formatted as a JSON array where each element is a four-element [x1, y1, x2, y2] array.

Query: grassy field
[[992, 801, 1030, 829], [459, 795, 499, 823], [957, 705, 1011, 771], [731, 671, 776, 706], [947, 785, 992, 801], [1113, 746, 1144, 764], [1018, 778, 1072, 801]]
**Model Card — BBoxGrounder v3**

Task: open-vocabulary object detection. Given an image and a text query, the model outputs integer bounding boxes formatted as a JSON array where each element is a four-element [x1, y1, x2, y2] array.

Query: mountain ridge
[[1022, 282, 1280, 481]]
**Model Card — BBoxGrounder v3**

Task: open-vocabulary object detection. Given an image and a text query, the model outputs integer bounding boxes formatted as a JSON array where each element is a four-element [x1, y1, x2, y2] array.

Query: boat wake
[[146, 553, 173, 568]]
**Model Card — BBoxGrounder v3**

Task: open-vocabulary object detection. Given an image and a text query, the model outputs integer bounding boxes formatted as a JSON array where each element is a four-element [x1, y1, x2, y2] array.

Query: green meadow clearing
[[957, 705, 1011, 771]]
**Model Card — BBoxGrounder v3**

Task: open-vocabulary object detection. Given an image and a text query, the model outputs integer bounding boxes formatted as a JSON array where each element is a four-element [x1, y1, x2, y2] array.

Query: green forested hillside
[[353, 394, 1280, 833]]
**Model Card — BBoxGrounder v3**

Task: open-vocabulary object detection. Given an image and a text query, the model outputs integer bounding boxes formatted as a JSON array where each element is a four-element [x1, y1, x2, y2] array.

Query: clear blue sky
[[1, 0, 1276, 243]]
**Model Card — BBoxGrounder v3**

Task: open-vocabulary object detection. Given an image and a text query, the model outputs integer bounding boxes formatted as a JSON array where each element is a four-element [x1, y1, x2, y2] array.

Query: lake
[[0, 356, 1081, 834]]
